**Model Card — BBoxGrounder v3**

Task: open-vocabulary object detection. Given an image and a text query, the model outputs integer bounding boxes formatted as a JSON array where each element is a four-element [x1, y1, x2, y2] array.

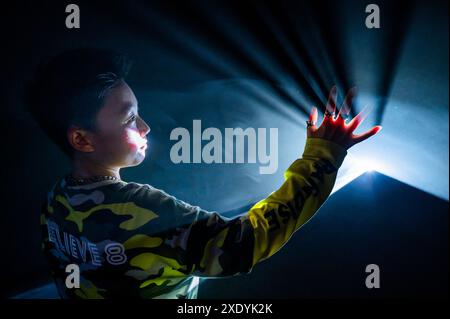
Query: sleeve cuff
[[302, 138, 348, 169]]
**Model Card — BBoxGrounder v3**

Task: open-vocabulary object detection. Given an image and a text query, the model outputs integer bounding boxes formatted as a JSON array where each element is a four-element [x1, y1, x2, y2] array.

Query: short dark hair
[[25, 48, 132, 157]]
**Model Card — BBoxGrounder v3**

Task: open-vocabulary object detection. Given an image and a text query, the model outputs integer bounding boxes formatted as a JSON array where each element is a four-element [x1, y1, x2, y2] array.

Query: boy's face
[[88, 80, 150, 168]]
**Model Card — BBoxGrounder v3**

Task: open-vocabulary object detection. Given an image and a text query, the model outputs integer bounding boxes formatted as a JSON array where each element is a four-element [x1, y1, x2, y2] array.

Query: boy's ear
[[67, 125, 95, 153]]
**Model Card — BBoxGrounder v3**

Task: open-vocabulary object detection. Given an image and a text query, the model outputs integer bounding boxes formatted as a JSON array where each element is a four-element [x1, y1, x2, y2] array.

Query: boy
[[26, 48, 381, 299]]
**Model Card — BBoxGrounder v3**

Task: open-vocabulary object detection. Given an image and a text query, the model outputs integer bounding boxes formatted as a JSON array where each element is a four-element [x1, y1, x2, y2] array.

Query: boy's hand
[[306, 86, 382, 150]]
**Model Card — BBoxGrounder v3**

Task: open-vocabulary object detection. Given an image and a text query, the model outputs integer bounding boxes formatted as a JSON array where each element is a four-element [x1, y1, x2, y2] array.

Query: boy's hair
[[25, 48, 132, 157]]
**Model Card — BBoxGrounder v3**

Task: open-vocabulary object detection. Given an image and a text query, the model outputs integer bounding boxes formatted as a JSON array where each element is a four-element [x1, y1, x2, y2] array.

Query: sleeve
[[247, 137, 347, 266], [124, 137, 347, 280]]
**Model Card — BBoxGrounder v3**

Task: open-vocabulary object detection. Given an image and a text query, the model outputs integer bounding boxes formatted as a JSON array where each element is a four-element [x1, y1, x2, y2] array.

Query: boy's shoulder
[[114, 180, 174, 201], [46, 175, 200, 220], [53, 176, 182, 207]]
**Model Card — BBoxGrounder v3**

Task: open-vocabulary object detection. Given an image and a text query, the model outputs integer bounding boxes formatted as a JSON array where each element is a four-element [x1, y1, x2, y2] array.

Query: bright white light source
[[356, 157, 384, 173], [331, 154, 385, 194]]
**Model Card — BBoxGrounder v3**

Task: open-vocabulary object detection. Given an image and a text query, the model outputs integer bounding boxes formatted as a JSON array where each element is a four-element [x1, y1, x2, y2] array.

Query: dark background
[[1, 0, 448, 298]]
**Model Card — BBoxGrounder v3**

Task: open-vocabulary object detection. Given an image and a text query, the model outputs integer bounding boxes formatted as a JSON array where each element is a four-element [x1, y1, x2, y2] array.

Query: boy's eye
[[125, 115, 137, 124]]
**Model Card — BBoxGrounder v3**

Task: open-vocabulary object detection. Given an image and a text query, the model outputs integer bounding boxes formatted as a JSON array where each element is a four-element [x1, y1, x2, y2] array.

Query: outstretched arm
[[195, 86, 382, 272], [127, 87, 382, 281]]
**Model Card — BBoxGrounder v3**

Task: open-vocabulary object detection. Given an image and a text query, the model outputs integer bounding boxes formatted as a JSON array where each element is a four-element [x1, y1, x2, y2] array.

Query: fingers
[[351, 125, 382, 145], [337, 87, 356, 120], [309, 106, 318, 124], [306, 106, 318, 137], [325, 86, 337, 116], [347, 104, 373, 132]]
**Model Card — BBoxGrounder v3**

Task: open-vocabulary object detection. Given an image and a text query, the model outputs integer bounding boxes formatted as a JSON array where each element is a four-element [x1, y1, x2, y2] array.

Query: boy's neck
[[71, 157, 121, 180]]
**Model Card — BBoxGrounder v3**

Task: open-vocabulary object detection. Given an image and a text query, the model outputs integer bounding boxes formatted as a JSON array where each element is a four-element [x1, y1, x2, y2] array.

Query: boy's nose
[[141, 127, 150, 137], [138, 118, 151, 137]]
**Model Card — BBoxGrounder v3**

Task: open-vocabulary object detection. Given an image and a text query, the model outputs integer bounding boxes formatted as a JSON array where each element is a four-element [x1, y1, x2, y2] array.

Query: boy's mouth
[[140, 141, 148, 150]]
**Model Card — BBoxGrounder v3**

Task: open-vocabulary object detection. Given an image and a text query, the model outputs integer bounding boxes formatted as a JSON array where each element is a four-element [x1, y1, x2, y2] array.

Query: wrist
[[302, 137, 348, 168]]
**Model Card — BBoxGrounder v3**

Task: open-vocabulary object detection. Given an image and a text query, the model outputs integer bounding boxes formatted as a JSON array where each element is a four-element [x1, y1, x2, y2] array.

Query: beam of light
[[120, 1, 306, 126], [252, 2, 327, 109], [121, 0, 414, 130], [119, 1, 445, 204], [373, 0, 414, 125]]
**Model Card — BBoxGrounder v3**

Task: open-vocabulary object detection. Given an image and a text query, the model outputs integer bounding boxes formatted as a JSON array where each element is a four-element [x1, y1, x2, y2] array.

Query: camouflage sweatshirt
[[40, 137, 347, 299]]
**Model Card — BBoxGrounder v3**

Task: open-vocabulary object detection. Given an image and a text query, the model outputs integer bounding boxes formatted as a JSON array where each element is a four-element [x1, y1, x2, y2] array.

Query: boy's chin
[[129, 151, 146, 166], [120, 149, 147, 168]]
